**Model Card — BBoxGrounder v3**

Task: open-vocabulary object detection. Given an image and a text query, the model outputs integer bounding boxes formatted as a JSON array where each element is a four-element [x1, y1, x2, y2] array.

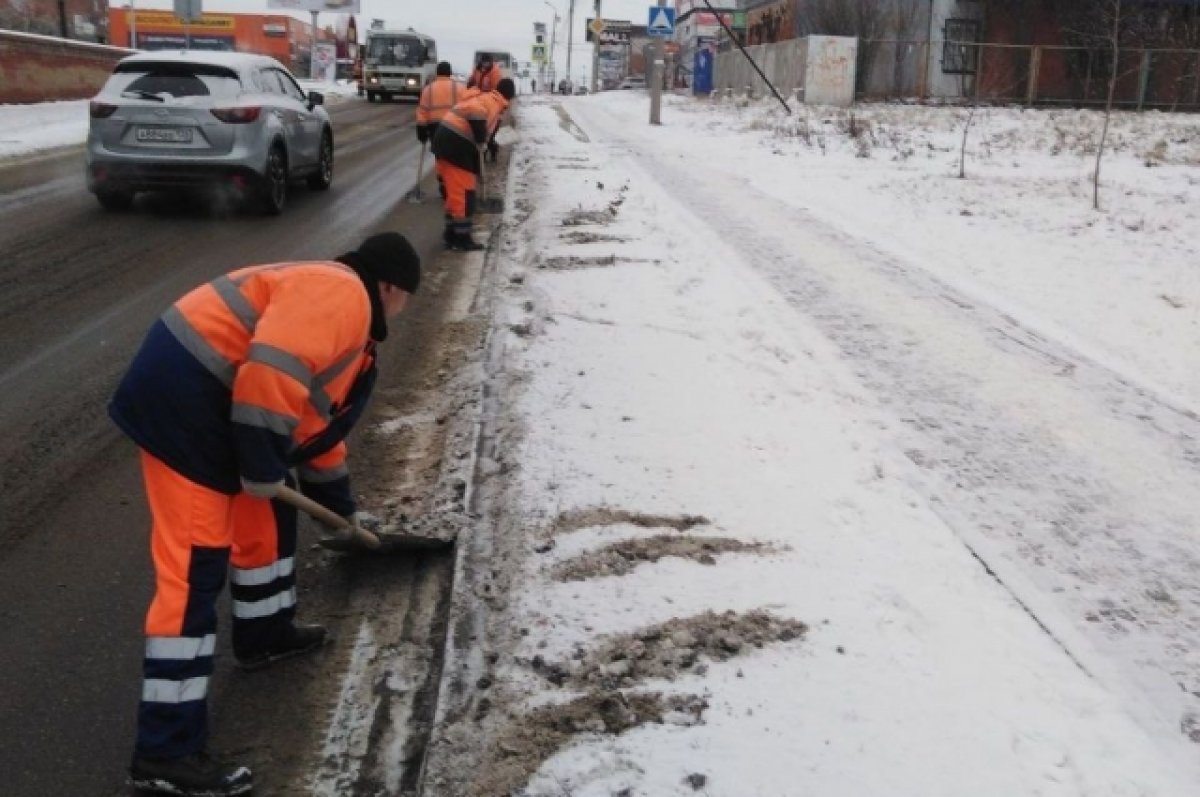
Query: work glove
[[416, 124, 429, 144], [486, 140, 499, 163], [241, 477, 285, 499]]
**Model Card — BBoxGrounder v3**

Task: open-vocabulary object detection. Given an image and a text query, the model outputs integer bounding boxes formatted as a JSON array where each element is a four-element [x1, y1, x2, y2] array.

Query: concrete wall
[[715, 38, 808, 97], [0, 29, 131, 103], [715, 35, 858, 107]]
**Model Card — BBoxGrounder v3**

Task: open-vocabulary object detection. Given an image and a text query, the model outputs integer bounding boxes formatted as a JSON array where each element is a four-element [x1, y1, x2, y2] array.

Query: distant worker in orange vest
[[468, 55, 505, 162], [111, 232, 421, 797], [416, 61, 473, 146], [468, 54, 501, 92], [430, 78, 515, 252]]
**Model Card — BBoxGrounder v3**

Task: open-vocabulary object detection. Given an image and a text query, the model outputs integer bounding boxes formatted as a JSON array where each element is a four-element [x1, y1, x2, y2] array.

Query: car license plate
[[136, 127, 193, 144]]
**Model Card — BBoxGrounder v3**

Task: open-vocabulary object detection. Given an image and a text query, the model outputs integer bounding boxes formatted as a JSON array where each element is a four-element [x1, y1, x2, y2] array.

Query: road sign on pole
[[647, 5, 675, 37], [173, 0, 202, 23], [532, 43, 548, 64]]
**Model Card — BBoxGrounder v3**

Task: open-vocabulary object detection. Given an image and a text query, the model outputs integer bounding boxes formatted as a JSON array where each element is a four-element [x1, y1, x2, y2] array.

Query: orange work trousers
[[435, 158, 477, 234], [136, 450, 299, 758]]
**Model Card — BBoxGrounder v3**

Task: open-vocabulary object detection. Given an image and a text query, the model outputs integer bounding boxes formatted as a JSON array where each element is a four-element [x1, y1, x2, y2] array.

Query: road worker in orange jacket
[[416, 61, 474, 145], [468, 54, 501, 92], [468, 55, 506, 162], [430, 78, 515, 251], [110, 233, 421, 797]]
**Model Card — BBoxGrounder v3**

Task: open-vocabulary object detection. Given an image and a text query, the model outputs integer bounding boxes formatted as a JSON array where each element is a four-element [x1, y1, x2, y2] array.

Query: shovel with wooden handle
[[274, 484, 381, 550]]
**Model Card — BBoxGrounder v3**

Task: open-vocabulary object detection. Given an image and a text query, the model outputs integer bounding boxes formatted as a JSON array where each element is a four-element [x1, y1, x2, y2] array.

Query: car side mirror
[[307, 91, 325, 107]]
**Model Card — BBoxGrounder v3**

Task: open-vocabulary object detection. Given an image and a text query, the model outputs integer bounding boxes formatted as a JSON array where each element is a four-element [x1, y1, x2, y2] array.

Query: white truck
[[362, 26, 437, 102]]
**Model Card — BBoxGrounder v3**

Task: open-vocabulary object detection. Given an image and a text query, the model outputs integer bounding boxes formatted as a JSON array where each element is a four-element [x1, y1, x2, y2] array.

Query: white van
[[363, 26, 437, 102]]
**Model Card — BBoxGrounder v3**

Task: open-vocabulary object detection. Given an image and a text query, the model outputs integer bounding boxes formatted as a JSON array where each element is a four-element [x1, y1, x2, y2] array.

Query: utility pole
[[130, 0, 137, 48], [591, 0, 601, 94], [650, 0, 666, 124], [310, 11, 320, 79], [56, 0, 68, 38], [566, 0, 575, 92]]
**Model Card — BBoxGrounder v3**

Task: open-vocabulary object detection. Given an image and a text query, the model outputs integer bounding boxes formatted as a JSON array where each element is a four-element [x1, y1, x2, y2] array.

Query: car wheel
[[367, 91, 377, 102], [96, 189, 134, 211], [259, 145, 288, 215], [307, 132, 333, 191]]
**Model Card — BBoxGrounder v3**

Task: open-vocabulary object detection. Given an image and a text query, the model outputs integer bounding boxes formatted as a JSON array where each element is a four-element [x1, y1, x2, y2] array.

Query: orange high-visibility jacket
[[468, 65, 500, 92], [110, 262, 376, 514], [439, 90, 509, 146], [417, 77, 474, 128]]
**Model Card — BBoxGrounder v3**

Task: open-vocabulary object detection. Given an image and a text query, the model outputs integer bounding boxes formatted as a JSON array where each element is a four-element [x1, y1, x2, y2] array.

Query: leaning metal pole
[[700, 0, 791, 114]]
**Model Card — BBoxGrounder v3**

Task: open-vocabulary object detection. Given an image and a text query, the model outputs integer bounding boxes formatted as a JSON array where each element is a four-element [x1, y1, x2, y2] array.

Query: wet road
[[0, 97, 445, 796]]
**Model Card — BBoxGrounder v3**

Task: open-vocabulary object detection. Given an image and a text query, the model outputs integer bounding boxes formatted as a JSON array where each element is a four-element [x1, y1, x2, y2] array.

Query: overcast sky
[[109, 1, 659, 82]]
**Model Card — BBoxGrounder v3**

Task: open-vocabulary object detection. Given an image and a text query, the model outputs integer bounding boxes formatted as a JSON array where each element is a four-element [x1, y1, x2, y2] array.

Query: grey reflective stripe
[[161, 307, 236, 387], [298, 463, 349, 483], [315, 349, 361, 389], [142, 676, 209, 704], [211, 276, 259, 333], [145, 635, 217, 661], [309, 349, 362, 421], [233, 588, 296, 619], [231, 402, 299, 436], [309, 387, 333, 421], [230, 557, 295, 587], [248, 342, 313, 387]]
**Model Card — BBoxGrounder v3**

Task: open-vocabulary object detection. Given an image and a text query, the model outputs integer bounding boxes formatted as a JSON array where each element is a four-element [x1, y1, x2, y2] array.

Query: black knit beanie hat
[[436, 61, 453, 76], [497, 78, 516, 100], [350, 232, 421, 294]]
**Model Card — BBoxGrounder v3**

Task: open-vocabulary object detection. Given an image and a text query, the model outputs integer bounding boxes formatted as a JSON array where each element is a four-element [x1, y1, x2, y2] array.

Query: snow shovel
[[403, 142, 428, 203], [274, 484, 381, 550], [275, 485, 456, 554], [477, 146, 504, 214]]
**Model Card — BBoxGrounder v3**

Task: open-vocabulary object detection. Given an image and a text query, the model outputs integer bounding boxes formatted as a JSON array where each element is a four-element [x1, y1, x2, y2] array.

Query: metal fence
[[861, 40, 1200, 110]]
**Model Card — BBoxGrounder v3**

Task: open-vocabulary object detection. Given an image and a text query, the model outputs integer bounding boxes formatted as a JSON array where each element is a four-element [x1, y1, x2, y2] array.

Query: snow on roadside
[[463, 96, 1200, 796], [0, 100, 89, 159], [0, 80, 359, 161], [638, 92, 1200, 413]]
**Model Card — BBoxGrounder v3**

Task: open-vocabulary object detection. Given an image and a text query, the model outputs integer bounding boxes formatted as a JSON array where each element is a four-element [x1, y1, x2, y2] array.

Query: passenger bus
[[363, 26, 437, 102]]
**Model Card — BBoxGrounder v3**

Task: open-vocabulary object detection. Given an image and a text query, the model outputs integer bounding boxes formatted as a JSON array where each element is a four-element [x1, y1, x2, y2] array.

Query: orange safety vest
[[469, 65, 500, 92], [417, 77, 473, 127], [439, 90, 509, 146]]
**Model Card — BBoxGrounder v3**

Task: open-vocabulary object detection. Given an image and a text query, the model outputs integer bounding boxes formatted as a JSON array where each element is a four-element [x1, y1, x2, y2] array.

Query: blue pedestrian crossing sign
[[647, 6, 676, 37]]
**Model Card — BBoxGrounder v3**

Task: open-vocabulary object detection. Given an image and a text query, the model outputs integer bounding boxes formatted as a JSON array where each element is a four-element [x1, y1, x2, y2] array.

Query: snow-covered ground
[[5, 85, 1199, 793], [456, 92, 1200, 795], [0, 79, 359, 160]]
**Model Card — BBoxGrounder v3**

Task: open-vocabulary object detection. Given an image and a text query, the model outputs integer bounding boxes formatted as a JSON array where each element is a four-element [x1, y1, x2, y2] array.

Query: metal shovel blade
[[318, 528, 456, 554], [478, 197, 505, 214]]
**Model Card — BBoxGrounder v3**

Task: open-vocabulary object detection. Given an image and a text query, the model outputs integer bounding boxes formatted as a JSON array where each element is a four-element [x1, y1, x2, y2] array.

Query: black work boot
[[235, 623, 328, 672], [449, 232, 485, 252], [442, 226, 456, 249], [128, 750, 252, 796]]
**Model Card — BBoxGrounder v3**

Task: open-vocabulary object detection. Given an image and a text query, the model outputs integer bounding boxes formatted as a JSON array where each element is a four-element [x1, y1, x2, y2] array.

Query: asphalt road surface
[[0, 97, 449, 796]]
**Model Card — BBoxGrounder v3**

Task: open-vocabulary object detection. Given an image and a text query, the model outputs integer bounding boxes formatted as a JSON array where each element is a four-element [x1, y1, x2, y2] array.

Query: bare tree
[[1094, 0, 1123, 211]]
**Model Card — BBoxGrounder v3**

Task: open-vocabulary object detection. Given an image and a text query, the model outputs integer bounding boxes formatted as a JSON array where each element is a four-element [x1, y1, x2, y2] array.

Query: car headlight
[[369, 77, 379, 84], [406, 78, 417, 86]]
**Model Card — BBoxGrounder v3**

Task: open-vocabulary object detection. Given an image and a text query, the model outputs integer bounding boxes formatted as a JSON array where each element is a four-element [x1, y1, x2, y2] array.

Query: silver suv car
[[86, 51, 334, 214]]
